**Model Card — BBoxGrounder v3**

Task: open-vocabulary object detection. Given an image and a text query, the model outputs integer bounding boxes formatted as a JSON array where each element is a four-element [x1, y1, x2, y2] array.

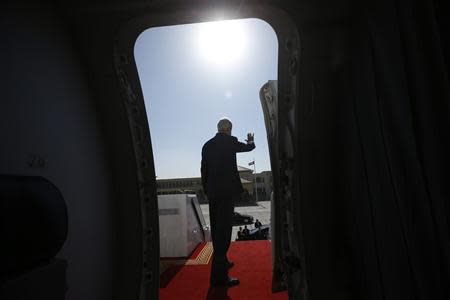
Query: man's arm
[[232, 136, 255, 153]]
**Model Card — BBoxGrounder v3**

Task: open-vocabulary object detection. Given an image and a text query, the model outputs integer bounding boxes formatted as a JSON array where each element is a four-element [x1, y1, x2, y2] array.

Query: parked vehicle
[[232, 212, 254, 225]]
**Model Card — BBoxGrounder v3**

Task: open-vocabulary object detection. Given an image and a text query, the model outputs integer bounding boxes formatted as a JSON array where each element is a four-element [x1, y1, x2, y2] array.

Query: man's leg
[[223, 194, 238, 262], [209, 195, 229, 284]]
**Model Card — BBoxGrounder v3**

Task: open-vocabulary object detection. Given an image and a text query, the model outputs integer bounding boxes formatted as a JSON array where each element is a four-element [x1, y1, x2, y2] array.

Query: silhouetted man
[[243, 225, 250, 236], [255, 219, 262, 229], [201, 117, 255, 287], [237, 227, 243, 240]]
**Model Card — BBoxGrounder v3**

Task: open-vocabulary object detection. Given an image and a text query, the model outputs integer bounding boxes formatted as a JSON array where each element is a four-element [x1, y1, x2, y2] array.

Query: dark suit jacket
[[201, 133, 255, 197]]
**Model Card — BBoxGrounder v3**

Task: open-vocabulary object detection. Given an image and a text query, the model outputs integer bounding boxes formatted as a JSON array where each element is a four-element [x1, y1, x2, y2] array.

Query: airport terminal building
[[156, 166, 272, 203]]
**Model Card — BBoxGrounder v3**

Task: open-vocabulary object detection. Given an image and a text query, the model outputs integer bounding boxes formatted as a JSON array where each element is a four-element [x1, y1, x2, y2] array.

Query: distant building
[[254, 170, 273, 201], [238, 166, 273, 201], [157, 177, 203, 196], [156, 166, 272, 203]]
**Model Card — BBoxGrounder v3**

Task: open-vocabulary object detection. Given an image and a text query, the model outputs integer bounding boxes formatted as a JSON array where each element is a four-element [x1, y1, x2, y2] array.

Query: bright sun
[[197, 19, 247, 67]]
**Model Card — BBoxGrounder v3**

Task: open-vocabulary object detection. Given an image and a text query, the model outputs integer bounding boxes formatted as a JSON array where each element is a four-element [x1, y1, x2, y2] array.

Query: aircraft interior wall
[[1, 3, 115, 300]]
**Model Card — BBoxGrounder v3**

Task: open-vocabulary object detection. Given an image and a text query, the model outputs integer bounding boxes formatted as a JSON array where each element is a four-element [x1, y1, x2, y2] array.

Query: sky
[[134, 18, 278, 179]]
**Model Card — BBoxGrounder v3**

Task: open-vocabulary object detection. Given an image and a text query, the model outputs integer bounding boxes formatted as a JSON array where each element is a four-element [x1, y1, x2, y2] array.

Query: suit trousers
[[208, 192, 238, 284]]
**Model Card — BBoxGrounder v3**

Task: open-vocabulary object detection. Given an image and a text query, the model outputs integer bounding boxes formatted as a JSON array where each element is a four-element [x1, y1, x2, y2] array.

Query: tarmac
[[200, 200, 271, 241]]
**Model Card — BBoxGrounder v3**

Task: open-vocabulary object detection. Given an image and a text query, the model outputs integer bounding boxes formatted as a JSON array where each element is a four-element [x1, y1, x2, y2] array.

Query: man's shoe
[[211, 277, 240, 287], [226, 277, 240, 286], [227, 261, 234, 269]]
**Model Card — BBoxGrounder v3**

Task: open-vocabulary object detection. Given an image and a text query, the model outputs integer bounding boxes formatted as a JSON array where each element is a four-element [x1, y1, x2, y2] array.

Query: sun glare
[[197, 19, 247, 67]]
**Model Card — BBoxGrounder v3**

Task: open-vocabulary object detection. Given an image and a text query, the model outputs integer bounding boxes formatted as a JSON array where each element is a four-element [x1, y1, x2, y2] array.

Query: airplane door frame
[[114, 4, 305, 299]]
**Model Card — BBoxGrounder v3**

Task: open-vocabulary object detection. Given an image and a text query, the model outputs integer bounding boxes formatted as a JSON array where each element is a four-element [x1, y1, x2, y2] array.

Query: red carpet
[[159, 240, 288, 300]]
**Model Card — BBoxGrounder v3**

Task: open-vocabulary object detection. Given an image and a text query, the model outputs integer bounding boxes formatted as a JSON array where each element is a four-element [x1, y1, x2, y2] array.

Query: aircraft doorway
[[134, 18, 281, 299]]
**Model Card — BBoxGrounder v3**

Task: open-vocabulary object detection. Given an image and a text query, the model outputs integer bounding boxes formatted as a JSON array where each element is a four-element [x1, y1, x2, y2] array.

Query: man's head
[[217, 117, 232, 135]]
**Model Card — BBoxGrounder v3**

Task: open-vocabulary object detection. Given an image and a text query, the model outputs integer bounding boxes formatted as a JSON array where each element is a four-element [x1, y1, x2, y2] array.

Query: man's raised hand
[[246, 133, 254, 143]]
